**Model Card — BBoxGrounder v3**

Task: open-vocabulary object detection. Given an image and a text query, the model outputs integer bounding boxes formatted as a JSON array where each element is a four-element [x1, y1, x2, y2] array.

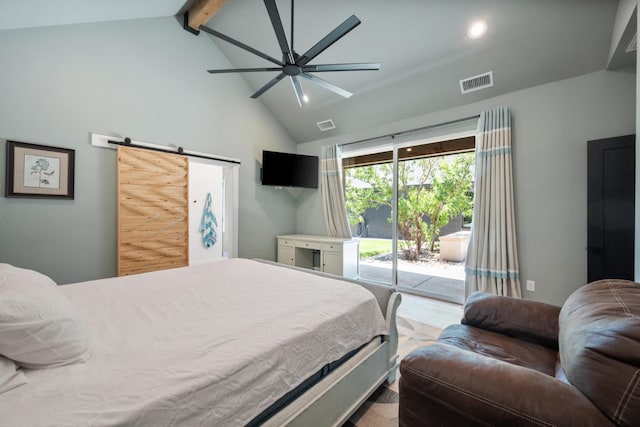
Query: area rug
[[342, 315, 442, 426]]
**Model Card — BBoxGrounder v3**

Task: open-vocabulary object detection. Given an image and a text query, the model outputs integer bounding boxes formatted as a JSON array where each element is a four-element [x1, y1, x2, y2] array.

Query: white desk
[[277, 234, 359, 279]]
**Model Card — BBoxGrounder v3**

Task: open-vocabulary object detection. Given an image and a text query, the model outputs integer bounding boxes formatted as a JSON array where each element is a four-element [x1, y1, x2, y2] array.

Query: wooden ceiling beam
[[185, 0, 227, 33]]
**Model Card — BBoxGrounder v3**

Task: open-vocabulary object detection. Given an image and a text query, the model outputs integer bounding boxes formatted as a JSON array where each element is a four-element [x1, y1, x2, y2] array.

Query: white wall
[[297, 70, 636, 306], [0, 17, 298, 284]]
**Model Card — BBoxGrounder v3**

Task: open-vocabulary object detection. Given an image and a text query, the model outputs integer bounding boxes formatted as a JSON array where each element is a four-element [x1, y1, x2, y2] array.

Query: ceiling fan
[[200, 0, 380, 107]]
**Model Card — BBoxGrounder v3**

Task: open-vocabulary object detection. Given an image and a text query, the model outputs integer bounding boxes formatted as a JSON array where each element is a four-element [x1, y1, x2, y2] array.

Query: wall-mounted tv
[[261, 150, 319, 189]]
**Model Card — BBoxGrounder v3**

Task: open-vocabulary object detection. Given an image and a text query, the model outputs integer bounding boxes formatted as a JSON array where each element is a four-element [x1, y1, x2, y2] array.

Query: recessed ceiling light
[[303, 94, 309, 103], [467, 20, 487, 39]]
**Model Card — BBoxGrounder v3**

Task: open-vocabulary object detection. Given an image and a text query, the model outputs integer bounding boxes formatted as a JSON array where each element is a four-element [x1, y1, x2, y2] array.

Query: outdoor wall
[[351, 204, 463, 242], [0, 17, 298, 284], [297, 70, 636, 306]]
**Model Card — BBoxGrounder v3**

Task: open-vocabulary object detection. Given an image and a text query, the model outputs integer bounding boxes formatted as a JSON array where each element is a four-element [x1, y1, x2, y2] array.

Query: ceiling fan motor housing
[[283, 64, 302, 76]]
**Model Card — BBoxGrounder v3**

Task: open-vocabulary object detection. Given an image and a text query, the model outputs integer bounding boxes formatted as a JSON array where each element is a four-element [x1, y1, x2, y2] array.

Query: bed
[[0, 258, 400, 426]]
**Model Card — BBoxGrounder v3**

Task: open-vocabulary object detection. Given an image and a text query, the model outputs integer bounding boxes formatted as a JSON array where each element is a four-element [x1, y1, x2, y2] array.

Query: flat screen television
[[261, 150, 319, 189]]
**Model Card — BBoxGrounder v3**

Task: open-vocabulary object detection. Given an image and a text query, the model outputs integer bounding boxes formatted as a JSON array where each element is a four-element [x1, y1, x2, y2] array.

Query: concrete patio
[[359, 261, 465, 304]]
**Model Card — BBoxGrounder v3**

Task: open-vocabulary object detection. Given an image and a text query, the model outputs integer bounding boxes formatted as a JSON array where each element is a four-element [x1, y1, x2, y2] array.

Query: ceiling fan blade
[[208, 67, 283, 74], [296, 15, 361, 67], [290, 76, 306, 107], [290, 0, 295, 53], [200, 25, 284, 67], [302, 63, 381, 72], [263, 0, 294, 64], [301, 73, 352, 98], [251, 72, 287, 98]]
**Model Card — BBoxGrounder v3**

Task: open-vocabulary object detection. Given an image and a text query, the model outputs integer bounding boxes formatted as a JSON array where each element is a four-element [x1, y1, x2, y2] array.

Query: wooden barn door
[[117, 146, 189, 276]]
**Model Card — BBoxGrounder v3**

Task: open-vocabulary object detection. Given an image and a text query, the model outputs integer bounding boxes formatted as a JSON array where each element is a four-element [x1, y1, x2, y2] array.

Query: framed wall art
[[5, 141, 75, 199]]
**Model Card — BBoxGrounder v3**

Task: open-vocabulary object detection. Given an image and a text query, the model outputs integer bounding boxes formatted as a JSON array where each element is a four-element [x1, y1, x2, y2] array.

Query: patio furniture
[[438, 230, 471, 262]]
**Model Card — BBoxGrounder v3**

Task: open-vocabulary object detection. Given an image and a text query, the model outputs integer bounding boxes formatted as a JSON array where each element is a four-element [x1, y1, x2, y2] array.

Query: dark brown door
[[587, 135, 635, 282]]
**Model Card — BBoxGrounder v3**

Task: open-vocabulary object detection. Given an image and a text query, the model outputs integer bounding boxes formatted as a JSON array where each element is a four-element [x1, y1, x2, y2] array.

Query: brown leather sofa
[[399, 279, 640, 427]]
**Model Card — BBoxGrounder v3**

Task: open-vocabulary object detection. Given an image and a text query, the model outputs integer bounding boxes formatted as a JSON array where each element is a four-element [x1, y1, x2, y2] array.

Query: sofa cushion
[[559, 279, 640, 427], [462, 291, 560, 350], [438, 324, 557, 376], [400, 343, 614, 427]]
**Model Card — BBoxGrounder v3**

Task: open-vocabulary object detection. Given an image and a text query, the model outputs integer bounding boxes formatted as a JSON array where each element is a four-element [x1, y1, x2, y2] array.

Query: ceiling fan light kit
[[187, 0, 380, 107]]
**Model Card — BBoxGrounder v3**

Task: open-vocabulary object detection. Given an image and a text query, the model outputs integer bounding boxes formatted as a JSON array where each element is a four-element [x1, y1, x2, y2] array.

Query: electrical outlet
[[526, 280, 536, 292]]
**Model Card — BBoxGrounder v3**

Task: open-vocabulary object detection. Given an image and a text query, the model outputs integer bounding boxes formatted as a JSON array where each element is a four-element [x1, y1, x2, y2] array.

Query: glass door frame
[[390, 146, 399, 291], [343, 129, 476, 294]]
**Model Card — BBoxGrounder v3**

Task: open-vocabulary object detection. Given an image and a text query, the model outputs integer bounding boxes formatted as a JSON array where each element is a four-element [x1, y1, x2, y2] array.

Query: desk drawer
[[296, 241, 322, 250], [322, 242, 343, 252], [278, 238, 294, 247]]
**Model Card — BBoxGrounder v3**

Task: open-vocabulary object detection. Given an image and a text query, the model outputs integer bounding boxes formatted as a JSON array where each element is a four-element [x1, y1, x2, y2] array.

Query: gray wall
[[637, 7, 640, 283], [0, 17, 298, 284], [297, 70, 636, 306]]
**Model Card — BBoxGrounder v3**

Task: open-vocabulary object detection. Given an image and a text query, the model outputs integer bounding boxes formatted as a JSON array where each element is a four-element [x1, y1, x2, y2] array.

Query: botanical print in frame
[[5, 141, 75, 199]]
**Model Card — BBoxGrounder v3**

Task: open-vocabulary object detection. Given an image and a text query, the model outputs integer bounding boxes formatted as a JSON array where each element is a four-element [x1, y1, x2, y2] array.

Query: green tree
[[344, 163, 393, 227], [422, 153, 475, 251], [344, 152, 474, 259], [396, 158, 436, 259]]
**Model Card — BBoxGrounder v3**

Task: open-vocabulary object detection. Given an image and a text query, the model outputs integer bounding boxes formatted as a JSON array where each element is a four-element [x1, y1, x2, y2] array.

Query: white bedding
[[0, 258, 388, 426]]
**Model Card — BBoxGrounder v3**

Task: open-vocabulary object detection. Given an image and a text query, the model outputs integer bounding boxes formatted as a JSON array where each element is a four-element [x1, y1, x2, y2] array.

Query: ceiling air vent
[[317, 119, 336, 131], [460, 71, 494, 94]]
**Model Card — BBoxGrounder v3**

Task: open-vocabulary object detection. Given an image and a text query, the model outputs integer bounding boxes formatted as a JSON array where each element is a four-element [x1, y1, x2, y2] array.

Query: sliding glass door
[[343, 136, 475, 304], [344, 150, 394, 286]]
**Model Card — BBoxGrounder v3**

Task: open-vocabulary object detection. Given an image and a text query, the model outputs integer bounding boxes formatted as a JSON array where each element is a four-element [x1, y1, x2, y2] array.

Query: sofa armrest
[[399, 343, 614, 427], [462, 291, 560, 349]]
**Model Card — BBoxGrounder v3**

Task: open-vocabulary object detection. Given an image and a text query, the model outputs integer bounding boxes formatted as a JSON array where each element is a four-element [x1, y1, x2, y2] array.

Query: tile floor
[[344, 292, 463, 426], [397, 292, 463, 328]]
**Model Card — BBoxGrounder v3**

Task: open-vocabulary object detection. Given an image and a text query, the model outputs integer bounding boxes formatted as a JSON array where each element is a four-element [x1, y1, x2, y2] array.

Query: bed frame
[[256, 260, 401, 426]]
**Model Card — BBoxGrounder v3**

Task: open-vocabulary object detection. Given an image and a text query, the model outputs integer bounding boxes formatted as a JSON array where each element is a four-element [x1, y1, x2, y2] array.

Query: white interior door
[[188, 159, 224, 264]]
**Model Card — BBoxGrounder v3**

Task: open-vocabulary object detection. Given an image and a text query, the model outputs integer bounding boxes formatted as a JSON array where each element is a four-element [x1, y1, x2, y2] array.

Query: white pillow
[[0, 355, 26, 394], [0, 264, 90, 369]]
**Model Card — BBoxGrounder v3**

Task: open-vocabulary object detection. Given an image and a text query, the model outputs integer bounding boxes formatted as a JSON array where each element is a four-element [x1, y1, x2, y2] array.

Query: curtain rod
[[107, 138, 241, 165], [339, 114, 481, 148]]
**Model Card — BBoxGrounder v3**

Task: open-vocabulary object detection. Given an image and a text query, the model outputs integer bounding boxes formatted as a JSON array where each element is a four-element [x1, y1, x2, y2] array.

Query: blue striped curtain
[[465, 107, 521, 298], [321, 145, 352, 238]]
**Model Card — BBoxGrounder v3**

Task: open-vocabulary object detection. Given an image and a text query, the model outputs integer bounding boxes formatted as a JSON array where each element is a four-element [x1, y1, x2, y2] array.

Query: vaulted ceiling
[[0, 0, 632, 143]]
